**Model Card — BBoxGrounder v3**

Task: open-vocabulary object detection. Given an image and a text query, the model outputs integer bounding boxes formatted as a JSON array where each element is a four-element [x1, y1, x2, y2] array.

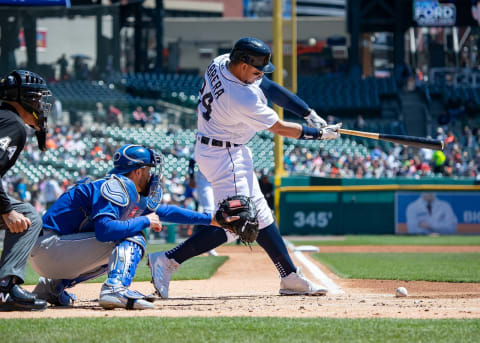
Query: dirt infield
[[2, 245, 479, 319]]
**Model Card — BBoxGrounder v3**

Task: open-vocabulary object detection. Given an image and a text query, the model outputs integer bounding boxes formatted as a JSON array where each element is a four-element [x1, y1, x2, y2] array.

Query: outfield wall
[[276, 178, 480, 235]]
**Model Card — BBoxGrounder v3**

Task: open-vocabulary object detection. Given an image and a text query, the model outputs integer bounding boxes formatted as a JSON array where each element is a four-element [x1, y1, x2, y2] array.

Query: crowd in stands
[[284, 130, 480, 179], [284, 115, 480, 179], [83, 101, 167, 128], [2, 113, 478, 218], [3, 63, 480, 220]]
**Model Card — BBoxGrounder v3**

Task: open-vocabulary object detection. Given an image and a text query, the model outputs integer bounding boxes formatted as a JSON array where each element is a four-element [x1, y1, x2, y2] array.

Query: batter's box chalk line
[[285, 239, 345, 295]]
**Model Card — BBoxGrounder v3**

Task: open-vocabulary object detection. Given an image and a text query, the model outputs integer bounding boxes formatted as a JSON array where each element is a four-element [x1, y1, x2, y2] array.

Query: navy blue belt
[[198, 135, 241, 148]]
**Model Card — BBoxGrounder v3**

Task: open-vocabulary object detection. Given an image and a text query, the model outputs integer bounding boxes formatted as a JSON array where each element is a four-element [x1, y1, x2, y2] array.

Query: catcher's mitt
[[215, 195, 259, 244]]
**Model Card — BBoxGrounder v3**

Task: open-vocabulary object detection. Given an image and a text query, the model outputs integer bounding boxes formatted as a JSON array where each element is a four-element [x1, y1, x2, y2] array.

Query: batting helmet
[[230, 37, 275, 73], [0, 70, 53, 151]]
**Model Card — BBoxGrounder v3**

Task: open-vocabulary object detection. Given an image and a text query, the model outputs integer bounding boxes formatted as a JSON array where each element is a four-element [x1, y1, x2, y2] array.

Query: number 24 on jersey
[[0, 136, 17, 160]]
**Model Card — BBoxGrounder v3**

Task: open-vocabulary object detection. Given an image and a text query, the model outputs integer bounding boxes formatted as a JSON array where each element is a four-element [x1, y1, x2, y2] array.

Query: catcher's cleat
[[148, 251, 179, 299], [144, 292, 160, 302], [0, 283, 47, 311], [99, 284, 154, 310], [33, 277, 76, 306], [279, 268, 328, 296]]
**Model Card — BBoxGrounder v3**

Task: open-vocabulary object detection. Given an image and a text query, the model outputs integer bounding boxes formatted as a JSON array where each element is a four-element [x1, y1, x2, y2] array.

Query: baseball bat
[[338, 128, 444, 151]]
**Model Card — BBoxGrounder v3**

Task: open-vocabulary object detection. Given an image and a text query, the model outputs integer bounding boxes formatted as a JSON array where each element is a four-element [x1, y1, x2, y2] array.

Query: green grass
[[17, 244, 228, 285], [291, 235, 480, 246], [0, 317, 479, 343], [313, 253, 480, 282]]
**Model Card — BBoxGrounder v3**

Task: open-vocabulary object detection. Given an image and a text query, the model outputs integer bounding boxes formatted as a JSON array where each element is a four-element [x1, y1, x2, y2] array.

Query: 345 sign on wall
[[293, 211, 333, 229]]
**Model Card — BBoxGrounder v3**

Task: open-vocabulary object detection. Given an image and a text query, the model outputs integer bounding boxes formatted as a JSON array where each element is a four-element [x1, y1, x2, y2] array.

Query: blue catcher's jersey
[[42, 174, 151, 235]]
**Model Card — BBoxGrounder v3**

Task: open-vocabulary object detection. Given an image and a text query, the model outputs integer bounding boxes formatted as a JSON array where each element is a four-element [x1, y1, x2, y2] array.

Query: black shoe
[[0, 284, 47, 311]]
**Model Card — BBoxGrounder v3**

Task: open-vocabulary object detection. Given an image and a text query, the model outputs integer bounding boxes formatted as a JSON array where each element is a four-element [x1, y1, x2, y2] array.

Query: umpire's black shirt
[[0, 104, 27, 214]]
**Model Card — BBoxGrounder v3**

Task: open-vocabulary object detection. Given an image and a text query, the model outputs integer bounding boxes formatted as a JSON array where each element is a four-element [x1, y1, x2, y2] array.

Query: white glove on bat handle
[[319, 123, 342, 140], [305, 110, 327, 129]]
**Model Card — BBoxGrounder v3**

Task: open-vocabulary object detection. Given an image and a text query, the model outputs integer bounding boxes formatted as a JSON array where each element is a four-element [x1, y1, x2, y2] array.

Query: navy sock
[[256, 222, 296, 277], [166, 225, 227, 264]]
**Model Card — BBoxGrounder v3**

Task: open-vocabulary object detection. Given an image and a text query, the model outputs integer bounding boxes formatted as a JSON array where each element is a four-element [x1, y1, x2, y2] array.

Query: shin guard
[[105, 234, 146, 288]]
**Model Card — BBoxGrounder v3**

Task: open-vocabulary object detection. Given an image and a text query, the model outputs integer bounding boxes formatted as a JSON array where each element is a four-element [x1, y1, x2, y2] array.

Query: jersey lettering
[[197, 54, 279, 146], [7, 146, 16, 160], [128, 206, 139, 217], [0, 136, 11, 151], [198, 79, 213, 121], [198, 62, 226, 122], [207, 63, 225, 99], [201, 92, 213, 121]]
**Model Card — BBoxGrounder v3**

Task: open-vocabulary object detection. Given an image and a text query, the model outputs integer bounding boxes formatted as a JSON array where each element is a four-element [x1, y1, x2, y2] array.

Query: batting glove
[[319, 123, 342, 140], [305, 110, 327, 129]]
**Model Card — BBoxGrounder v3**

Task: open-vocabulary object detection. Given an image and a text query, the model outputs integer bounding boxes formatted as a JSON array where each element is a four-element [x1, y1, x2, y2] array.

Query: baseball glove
[[215, 195, 259, 244]]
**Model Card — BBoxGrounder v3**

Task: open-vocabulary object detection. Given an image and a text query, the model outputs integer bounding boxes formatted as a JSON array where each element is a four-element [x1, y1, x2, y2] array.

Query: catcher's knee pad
[[105, 234, 146, 288]]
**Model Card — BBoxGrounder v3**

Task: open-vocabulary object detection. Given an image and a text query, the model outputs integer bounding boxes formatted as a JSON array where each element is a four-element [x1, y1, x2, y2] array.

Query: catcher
[[29, 144, 239, 310]]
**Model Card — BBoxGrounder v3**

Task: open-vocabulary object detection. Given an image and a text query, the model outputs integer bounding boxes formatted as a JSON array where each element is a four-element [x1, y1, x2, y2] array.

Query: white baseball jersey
[[197, 54, 279, 145], [195, 54, 278, 233]]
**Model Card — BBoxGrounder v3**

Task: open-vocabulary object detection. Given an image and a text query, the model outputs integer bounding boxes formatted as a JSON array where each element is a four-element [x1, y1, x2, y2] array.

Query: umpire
[[0, 70, 52, 311]]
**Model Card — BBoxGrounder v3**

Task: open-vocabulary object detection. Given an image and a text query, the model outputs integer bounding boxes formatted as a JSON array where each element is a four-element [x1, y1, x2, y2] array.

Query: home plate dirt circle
[[2, 245, 479, 319]]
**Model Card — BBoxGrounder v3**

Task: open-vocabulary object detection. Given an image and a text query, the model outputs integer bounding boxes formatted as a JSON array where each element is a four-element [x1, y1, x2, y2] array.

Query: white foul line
[[285, 239, 344, 295]]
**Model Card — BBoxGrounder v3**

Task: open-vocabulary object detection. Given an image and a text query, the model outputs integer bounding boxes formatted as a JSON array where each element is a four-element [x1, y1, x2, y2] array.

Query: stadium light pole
[[273, 0, 286, 224], [273, 0, 286, 179], [291, 0, 297, 94]]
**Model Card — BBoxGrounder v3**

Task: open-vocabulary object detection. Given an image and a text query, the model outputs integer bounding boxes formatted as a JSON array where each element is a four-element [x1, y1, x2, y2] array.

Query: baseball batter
[[149, 37, 341, 298]]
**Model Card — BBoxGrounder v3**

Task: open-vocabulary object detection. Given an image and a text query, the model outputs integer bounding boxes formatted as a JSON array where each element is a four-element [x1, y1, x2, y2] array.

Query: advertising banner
[[19, 28, 47, 52], [396, 191, 480, 234], [412, 0, 480, 27]]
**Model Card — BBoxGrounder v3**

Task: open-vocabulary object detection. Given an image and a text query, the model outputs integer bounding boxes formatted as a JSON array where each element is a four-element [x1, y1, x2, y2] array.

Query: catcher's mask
[[230, 37, 275, 73], [0, 70, 53, 151], [109, 144, 164, 204]]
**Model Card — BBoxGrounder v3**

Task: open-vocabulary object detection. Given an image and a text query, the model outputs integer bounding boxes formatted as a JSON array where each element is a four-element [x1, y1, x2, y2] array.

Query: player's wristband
[[299, 125, 321, 140], [302, 108, 313, 117]]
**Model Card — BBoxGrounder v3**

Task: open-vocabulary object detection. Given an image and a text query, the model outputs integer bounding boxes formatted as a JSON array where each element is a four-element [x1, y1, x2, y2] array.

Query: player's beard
[[139, 172, 151, 196]]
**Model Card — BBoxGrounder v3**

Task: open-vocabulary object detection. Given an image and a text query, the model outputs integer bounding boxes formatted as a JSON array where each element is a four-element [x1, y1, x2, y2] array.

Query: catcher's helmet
[[0, 70, 53, 151], [109, 144, 164, 204], [230, 37, 275, 73], [109, 144, 163, 175]]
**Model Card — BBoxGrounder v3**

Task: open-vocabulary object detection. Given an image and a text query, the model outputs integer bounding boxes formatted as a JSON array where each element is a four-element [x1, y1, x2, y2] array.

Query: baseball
[[395, 287, 408, 297]]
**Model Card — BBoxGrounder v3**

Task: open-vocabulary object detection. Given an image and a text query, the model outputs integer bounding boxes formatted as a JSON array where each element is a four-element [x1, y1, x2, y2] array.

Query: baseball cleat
[[279, 268, 328, 296], [148, 251, 179, 299], [99, 284, 154, 310], [144, 293, 160, 302], [33, 277, 76, 306], [0, 284, 47, 311], [207, 249, 218, 256]]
